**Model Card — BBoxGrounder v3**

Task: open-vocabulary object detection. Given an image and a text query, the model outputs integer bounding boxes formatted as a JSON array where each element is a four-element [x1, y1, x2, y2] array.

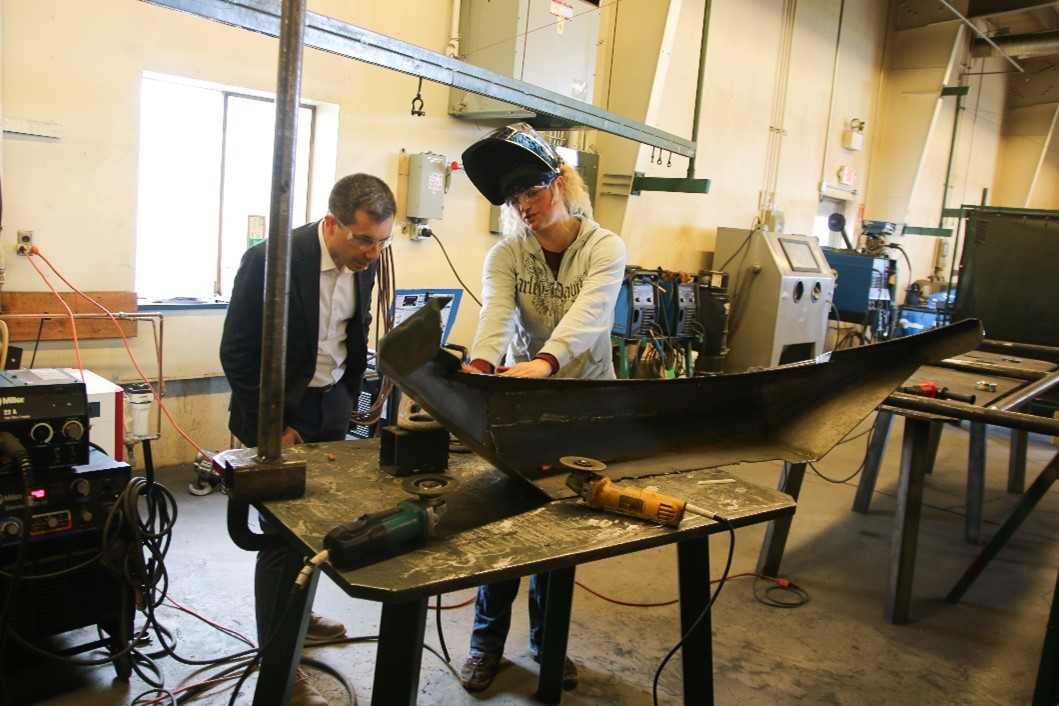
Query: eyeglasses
[[332, 215, 393, 251], [505, 174, 558, 207]]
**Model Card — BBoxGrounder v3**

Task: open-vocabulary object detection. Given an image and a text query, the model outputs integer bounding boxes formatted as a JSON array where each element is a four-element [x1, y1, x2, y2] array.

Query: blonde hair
[[499, 162, 593, 237]]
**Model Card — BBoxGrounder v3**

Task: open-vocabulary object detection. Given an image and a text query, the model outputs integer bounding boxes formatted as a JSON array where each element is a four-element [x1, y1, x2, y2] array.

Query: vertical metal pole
[[257, 0, 307, 462], [677, 535, 713, 705], [756, 461, 806, 577], [966, 421, 987, 543], [687, 0, 711, 179], [886, 417, 934, 624], [939, 88, 965, 228]]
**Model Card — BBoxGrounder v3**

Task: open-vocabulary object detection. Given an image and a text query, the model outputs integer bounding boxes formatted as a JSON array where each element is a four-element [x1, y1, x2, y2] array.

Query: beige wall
[[600, 0, 892, 271], [1, 0, 1054, 466]]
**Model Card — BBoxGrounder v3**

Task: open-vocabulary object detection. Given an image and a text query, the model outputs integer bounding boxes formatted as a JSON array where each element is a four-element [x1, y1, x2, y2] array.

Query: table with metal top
[[755, 348, 1059, 625], [853, 349, 1059, 543], [238, 439, 796, 705]]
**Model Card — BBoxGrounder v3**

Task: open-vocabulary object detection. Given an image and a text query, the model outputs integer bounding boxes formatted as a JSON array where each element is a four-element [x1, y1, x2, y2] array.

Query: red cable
[[24, 251, 85, 376], [28, 247, 212, 462]]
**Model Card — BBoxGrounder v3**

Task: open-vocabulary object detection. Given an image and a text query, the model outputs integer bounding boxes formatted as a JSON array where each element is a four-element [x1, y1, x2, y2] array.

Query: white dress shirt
[[310, 222, 356, 388]]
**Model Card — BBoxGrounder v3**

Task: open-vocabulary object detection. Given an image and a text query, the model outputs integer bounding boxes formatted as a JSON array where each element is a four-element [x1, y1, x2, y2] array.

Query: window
[[813, 196, 849, 250], [135, 73, 318, 301]]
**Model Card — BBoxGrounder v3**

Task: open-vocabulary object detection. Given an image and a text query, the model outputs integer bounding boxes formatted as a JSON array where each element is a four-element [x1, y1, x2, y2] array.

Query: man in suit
[[220, 172, 396, 706]]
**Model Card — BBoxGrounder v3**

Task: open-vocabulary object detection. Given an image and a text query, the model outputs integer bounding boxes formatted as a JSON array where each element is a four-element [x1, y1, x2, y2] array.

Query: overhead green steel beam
[[631, 173, 711, 196], [142, 0, 699, 159], [903, 226, 952, 237]]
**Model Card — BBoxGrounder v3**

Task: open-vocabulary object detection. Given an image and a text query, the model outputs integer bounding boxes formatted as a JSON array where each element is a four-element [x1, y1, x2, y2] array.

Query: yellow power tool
[[561, 456, 722, 526]]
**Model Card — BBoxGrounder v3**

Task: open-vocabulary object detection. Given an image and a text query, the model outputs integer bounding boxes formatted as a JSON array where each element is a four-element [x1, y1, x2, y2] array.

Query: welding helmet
[[461, 122, 563, 205]]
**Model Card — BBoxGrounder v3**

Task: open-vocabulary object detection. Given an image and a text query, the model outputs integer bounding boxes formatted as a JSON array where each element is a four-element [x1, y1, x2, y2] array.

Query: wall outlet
[[16, 230, 34, 255]]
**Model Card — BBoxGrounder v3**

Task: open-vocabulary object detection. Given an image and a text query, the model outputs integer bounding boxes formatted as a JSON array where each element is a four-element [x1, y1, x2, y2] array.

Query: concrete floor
[[4, 413, 1058, 705]]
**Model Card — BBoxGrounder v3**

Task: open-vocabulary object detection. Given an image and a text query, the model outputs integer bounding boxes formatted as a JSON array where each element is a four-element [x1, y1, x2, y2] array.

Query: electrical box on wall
[[449, 0, 600, 121], [406, 152, 449, 221], [842, 119, 865, 151], [842, 130, 864, 151]]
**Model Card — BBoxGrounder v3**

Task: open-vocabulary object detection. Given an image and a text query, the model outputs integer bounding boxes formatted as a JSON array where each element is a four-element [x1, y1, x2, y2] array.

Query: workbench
[[234, 439, 796, 705], [757, 346, 1059, 625]]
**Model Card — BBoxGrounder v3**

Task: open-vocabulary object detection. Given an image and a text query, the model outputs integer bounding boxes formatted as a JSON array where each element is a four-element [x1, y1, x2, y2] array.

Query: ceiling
[[897, 1, 1059, 59], [967, 1, 1059, 60]]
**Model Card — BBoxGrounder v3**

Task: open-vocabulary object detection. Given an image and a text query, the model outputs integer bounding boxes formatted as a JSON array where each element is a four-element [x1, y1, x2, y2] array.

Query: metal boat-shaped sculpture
[[377, 299, 984, 499]]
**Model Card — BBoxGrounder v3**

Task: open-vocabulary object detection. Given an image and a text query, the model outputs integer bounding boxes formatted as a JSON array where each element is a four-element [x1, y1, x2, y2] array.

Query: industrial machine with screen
[[391, 289, 462, 346], [821, 247, 896, 332], [353, 289, 464, 440], [715, 228, 835, 372]]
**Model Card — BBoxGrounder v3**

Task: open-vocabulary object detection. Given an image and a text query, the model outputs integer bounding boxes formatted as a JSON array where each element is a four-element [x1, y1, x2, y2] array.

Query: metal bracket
[[215, 447, 307, 502], [630, 172, 711, 196]]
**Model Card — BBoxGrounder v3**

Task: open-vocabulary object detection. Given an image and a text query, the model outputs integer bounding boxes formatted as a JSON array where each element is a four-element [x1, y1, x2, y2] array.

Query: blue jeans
[[469, 573, 550, 659]]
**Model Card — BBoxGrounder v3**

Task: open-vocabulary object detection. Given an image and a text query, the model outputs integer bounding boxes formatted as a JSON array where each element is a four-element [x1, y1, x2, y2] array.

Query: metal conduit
[[970, 30, 1059, 59], [257, 0, 307, 463], [886, 391, 1059, 437], [990, 370, 1059, 412]]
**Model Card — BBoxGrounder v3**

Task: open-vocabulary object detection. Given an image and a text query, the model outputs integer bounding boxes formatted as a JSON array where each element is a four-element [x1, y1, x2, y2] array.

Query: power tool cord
[[653, 517, 735, 706]]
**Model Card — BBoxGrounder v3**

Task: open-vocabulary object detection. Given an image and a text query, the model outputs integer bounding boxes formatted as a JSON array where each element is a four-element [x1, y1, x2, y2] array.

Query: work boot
[[291, 670, 328, 706], [459, 655, 500, 692], [531, 653, 579, 691], [306, 611, 346, 641]]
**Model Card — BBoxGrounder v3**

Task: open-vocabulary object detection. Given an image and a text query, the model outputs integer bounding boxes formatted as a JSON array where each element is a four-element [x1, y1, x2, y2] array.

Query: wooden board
[[0, 291, 138, 341]]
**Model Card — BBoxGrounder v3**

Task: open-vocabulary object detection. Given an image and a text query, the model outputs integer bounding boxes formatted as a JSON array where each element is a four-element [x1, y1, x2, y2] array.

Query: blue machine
[[391, 288, 462, 345], [893, 291, 953, 337], [612, 270, 658, 338], [821, 248, 895, 327], [657, 278, 697, 336]]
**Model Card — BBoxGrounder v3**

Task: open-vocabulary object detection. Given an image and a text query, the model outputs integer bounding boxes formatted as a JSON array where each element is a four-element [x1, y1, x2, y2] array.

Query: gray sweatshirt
[[470, 217, 627, 380]]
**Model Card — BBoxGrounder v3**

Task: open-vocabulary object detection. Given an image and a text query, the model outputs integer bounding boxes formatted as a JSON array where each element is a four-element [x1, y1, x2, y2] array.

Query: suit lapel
[[290, 222, 322, 348]]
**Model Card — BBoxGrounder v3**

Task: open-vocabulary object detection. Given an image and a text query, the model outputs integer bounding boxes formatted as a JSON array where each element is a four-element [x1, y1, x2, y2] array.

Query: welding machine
[[0, 368, 90, 471], [0, 447, 133, 677], [612, 269, 659, 338], [657, 275, 697, 337]]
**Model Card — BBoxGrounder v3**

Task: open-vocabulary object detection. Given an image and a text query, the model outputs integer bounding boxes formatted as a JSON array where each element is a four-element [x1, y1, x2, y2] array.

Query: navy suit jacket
[[219, 221, 376, 447]]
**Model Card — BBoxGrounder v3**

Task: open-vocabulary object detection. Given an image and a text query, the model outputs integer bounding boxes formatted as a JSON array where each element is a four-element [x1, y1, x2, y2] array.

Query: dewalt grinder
[[561, 456, 723, 526]]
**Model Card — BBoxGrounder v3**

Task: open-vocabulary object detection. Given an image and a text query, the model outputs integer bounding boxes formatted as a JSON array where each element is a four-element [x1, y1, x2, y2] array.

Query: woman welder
[[456, 122, 628, 692]]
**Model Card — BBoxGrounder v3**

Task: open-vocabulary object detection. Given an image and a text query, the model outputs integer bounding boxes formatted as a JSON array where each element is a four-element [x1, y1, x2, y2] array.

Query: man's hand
[[281, 426, 305, 445], [497, 359, 552, 378]]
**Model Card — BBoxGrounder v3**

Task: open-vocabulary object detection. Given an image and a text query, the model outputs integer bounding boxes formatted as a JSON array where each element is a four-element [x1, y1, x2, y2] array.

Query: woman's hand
[[497, 359, 553, 378]]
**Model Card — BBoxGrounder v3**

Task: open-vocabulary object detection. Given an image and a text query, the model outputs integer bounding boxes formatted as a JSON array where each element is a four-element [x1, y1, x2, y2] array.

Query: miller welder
[[656, 272, 697, 337], [0, 369, 134, 679], [612, 268, 659, 338], [0, 368, 90, 470]]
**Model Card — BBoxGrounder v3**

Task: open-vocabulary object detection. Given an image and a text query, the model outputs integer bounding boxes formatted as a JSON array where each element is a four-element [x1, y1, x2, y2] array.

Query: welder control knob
[[1, 520, 21, 537], [401, 473, 459, 498], [71, 478, 91, 496], [30, 422, 54, 444], [62, 419, 86, 441], [558, 456, 607, 473]]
